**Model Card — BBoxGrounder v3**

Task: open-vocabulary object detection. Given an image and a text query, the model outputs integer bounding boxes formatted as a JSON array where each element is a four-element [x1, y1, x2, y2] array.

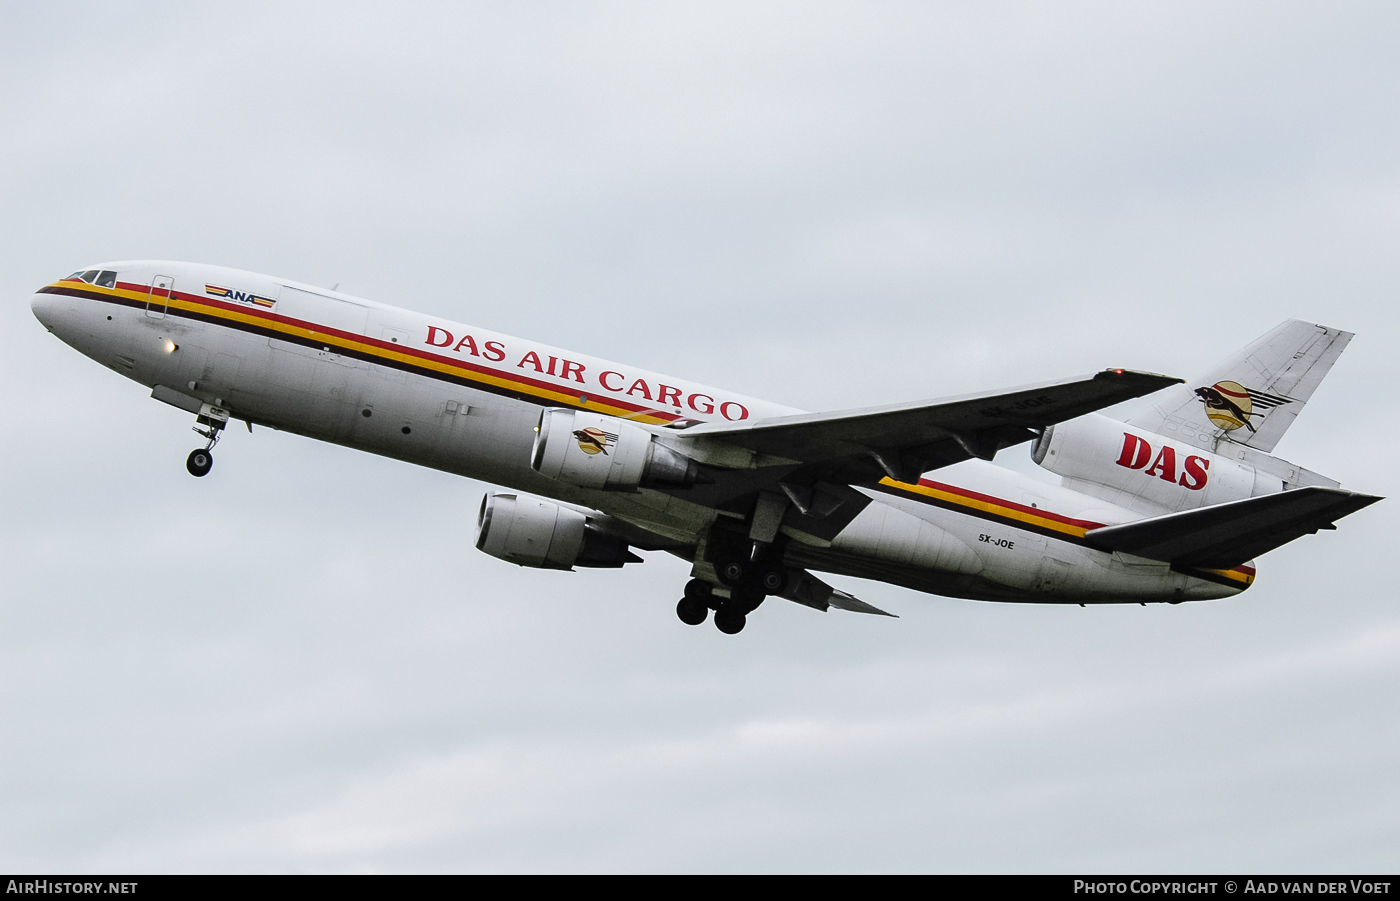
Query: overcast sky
[[2, 1, 1397, 873]]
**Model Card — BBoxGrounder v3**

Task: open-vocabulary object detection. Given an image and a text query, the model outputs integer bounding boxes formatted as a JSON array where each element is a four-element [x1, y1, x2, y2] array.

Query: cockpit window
[[59, 268, 119, 286]]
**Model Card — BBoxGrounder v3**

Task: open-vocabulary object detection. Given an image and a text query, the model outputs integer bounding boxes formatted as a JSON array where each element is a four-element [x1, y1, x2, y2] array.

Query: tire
[[676, 597, 708, 626], [713, 607, 746, 634], [730, 586, 766, 614], [715, 557, 747, 587], [683, 579, 714, 604], [756, 565, 788, 595], [186, 449, 214, 478]]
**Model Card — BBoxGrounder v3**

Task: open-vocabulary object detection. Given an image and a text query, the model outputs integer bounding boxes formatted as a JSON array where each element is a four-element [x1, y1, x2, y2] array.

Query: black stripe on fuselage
[[870, 480, 1095, 547]]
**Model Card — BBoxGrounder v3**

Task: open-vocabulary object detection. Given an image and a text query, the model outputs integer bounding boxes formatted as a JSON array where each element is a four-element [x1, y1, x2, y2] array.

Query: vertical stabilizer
[[1125, 320, 1352, 454]]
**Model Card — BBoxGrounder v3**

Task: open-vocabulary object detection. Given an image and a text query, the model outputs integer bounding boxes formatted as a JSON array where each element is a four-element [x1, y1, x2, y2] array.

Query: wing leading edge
[[680, 368, 1182, 485]]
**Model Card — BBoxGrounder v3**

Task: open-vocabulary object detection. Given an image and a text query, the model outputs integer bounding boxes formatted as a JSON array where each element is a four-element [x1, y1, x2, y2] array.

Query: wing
[[681, 368, 1180, 483], [1083, 487, 1382, 569], [656, 368, 1181, 542]]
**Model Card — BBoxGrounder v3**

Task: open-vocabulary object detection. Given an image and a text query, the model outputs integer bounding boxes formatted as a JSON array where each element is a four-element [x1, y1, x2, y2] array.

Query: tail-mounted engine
[[531, 409, 702, 491], [475, 493, 642, 570], [1032, 413, 1262, 513]]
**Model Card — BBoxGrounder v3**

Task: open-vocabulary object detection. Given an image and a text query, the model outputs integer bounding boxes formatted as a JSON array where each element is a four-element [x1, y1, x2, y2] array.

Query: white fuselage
[[30, 261, 1252, 606]]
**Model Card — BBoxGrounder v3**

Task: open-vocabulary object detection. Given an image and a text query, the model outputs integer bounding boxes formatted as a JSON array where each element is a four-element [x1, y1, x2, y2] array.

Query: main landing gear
[[678, 492, 799, 635], [674, 559, 792, 636], [185, 402, 231, 478]]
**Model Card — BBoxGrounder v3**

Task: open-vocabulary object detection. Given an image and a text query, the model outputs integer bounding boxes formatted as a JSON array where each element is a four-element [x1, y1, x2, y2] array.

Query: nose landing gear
[[186, 448, 214, 477], [185, 402, 230, 478]]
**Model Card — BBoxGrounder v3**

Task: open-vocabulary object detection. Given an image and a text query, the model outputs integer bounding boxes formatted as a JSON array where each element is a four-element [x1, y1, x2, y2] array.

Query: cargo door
[[271, 286, 369, 366]]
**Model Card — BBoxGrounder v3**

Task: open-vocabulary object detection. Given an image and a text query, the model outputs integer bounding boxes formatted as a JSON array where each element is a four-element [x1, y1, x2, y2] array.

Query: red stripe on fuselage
[[875, 478, 1255, 583], [79, 281, 689, 423], [913, 477, 1104, 530]]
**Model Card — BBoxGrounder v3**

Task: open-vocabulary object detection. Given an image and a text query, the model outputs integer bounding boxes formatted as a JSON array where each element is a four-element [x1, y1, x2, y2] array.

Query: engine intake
[[531, 409, 702, 491], [475, 493, 641, 570]]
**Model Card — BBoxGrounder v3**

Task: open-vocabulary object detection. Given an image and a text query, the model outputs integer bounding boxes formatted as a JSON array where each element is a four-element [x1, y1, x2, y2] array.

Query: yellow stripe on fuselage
[[879, 477, 1092, 538], [878, 476, 1255, 586], [1200, 566, 1255, 586], [127, 284, 676, 426]]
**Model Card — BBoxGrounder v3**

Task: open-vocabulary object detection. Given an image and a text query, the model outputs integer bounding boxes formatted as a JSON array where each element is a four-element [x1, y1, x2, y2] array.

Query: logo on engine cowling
[[574, 427, 617, 456]]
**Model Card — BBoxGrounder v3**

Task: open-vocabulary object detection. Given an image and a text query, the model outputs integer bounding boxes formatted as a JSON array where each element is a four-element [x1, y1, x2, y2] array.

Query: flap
[[779, 569, 897, 617]]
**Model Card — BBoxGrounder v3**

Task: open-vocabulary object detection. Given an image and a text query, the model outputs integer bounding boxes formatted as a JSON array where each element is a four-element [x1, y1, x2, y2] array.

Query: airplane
[[29, 261, 1381, 634]]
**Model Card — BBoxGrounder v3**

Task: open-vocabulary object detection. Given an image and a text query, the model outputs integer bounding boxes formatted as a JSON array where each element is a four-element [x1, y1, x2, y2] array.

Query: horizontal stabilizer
[[780, 569, 897, 617], [1083, 487, 1381, 569]]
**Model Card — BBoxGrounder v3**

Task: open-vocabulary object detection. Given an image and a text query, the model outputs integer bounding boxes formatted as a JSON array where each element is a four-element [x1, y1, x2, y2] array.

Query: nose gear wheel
[[186, 448, 214, 477], [186, 402, 231, 477]]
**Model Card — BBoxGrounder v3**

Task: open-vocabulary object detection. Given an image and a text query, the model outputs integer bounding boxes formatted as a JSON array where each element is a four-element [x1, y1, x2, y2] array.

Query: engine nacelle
[[475, 493, 641, 570], [531, 409, 701, 491]]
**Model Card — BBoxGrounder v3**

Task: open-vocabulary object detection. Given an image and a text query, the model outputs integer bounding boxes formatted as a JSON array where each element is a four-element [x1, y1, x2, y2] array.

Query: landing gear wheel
[[729, 584, 766, 614], [715, 557, 748, 587], [683, 579, 714, 604], [676, 597, 708, 626], [186, 448, 214, 477], [714, 607, 746, 634], [756, 565, 788, 595]]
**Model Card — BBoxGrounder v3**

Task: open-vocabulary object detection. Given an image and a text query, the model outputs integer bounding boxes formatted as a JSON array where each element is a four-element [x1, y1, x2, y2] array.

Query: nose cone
[[31, 292, 58, 331]]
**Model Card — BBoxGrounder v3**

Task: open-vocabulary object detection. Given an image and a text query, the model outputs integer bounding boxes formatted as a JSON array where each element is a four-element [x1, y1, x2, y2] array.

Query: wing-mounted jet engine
[[531, 409, 704, 491], [475, 493, 642, 570]]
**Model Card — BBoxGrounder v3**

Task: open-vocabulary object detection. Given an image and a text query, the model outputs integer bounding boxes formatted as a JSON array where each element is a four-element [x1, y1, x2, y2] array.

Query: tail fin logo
[[1193, 381, 1294, 434], [1194, 380, 1256, 432]]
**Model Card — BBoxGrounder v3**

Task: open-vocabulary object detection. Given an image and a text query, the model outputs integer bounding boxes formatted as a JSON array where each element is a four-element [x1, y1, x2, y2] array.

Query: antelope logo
[[573, 427, 616, 456], [1193, 380, 1292, 433]]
